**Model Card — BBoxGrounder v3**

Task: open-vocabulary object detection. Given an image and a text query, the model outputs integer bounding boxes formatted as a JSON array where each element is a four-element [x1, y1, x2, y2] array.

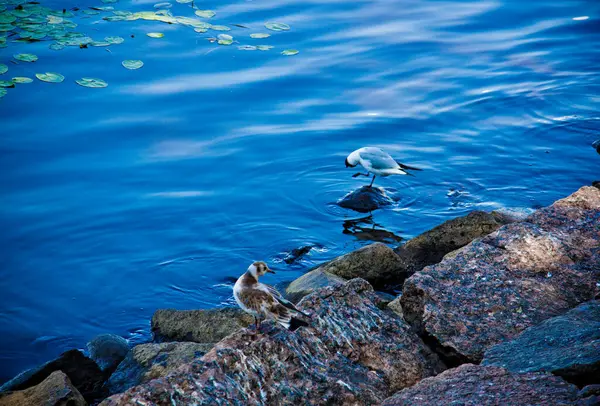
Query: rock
[[0, 371, 86, 406], [401, 186, 600, 363], [593, 139, 600, 154], [387, 297, 404, 320], [284, 269, 346, 302], [87, 333, 130, 373], [374, 291, 396, 306], [101, 279, 445, 405], [381, 364, 580, 406], [593, 180, 600, 190], [0, 349, 106, 403], [107, 342, 212, 395], [482, 300, 600, 386], [337, 186, 395, 213], [283, 245, 315, 264], [151, 308, 254, 344]]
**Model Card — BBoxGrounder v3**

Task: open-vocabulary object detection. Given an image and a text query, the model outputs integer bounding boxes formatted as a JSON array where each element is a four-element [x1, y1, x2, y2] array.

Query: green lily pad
[[176, 0, 193, 3], [0, 80, 14, 87], [238, 45, 256, 50], [211, 25, 230, 31], [105, 36, 124, 44], [0, 88, 6, 97], [250, 33, 270, 39], [256, 45, 273, 51], [14, 53, 38, 62], [195, 10, 215, 18], [90, 41, 111, 46], [83, 9, 100, 15], [112, 10, 132, 16], [0, 63, 7, 74], [281, 49, 298, 55], [122, 59, 143, 69], [154, 2, 172, 8], [12, 76, 33, 83], [0, 24, 14, 32], [0, 12, 16, 23], [194, 27, 207, 33], [36, 72, 64, 83], [47, 15, 63, 24], [265, 22, 289, 31], [49, 43, 64, 50], [76, 77, 108, 88], [102, 0, 118, 3], [95, 6, 114, 11], [11, 10, 31, 18], [146, 32, 164, 38], [217, 33, 232, 45]]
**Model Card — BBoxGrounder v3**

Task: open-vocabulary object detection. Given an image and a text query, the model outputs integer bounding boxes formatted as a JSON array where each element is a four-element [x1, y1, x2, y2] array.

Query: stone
[[401, 186, 600, 363], [381, 364, 580, 406], [107, 342, 213, 395], [0, 371, 86, 406], [87, 333, 130, 373], [284, 269, 346, 302], [482, 300, 600, 386], [151, 307, 254, 344], [101, 279, 445, 405], [387, 297, 404, 320], [0, 349, 106, 403], [337, 186, 395, 213], [593, 139, 600, 154]]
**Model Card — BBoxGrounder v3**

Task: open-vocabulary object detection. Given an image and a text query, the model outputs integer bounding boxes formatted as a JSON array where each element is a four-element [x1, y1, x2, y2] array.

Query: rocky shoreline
[[1, 184, 598, 406]]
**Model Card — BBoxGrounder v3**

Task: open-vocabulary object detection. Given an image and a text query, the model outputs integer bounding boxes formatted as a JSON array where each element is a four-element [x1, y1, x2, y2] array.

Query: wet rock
[[284, 268, 346, 303], [337, 186, 395, 213], [387, 297, 404, 320], [482, 300, 600, 386], [374, 291, 396, 306], [0, 349, 106, 403], [107, 342, 212, 395], [101, 279, 445, 406], [381, 364, 579, 406], [401, 186, 600, 363], [151, 308, 254, 344], [87, 333, 130, 373], [593, 139, 600, 154], [579, 385, 600, 405], [0, 371, 86, 406]]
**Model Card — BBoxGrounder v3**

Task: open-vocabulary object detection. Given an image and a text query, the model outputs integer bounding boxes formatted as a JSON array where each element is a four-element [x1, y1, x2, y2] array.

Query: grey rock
[[151, 307, 254, 344], [0, 371, 86, 406], [284, 269, 346, 302], [593, 139, 600, 154], [337, 186, 395, 213], [387, 297, 404, 320], [107, 342, 212, 395], [483, 300, 600, 386], [87, 333, 130, 373]]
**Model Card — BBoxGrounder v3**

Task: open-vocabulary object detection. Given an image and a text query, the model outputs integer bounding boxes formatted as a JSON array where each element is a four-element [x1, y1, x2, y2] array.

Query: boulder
[[107, 342, 212, 395], [151, 308, 254, 344], [87, 333, 130, 373], [0, 371, 86, 406], [482, 300, 600, 386], [381, 364, 580, 406], [101, 279, 445, 405], [0, 349, 106, 403], [401, 186, 600, 363], [284, 269, 346, 302], [337, 186, 395, 213]]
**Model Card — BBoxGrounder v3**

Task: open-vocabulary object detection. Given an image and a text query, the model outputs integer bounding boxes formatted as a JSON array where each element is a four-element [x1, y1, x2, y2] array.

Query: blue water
[[1, 0, 599, 383]]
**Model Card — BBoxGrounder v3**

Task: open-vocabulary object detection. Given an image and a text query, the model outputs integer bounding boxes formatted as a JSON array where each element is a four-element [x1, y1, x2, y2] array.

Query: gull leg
[[369, 175, 376, 187]]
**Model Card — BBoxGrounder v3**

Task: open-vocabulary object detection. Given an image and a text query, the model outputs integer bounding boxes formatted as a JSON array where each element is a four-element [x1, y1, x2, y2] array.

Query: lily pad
[[47, 15, 63, 24], [257, 45, 273, 51], [0, 80, 14, 87], [12, 76, 32, 83], [250, 33, 270, 39], [95, 5, 114, 10], [83, 9, 100, 15], [122, 59, 143, 69], [0, 24, 14, 32], [154, 2, 171, 8], [90, 41, 111, 46], [36, 72, 64, 83], [102, 0, 118, 3], [105, 35, 124, 44], [0, 88, 6, 97], [49, 43, 64, 50], [76, 77, 108, 88], [14, 53, 38, 62], [265, 22, 289, 31], [146, 32, 164, 38], [0, 12, 16, 23], [210, 25, 230, 31], [281, 49, 298, 55], [238, 45, 256, 50], [176, 0, 193, 3], [194, 27, 207, 33], [217, 33, 232, 45], [194, 10, 215, 18], [0, 63, 6, 74]]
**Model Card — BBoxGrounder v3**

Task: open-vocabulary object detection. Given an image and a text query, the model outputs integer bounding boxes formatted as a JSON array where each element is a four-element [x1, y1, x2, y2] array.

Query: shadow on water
[[342, 215, 403, 244]]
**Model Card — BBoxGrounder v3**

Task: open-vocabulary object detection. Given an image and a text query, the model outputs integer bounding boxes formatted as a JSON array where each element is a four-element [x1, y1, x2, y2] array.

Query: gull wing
[[259, 283, 309, 317], [358, 147, 400, 170]]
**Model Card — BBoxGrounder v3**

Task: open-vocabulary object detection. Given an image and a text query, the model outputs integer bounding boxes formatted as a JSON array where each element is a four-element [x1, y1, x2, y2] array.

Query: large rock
[[337, 186, 395, 213], [101, 279, 445, 405], [0, 349, 106, 403], [401, 186, 600, 363], [151, 308, 254, 344], [284, 269, 346, 302], [107, 342, 212, 395], [381, 364, 580, 406], [0, 371, 86, 406], [87, 333, 130, 373], [482, 300, 600, 386]]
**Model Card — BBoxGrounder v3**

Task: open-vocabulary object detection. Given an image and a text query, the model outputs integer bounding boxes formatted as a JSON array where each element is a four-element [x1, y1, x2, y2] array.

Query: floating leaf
[[112, 10, 132, 16], [105, 35, 124, 44], [12, 76, 32, 83], [238, 45, 256, 51], [176, 0, 193, 3], [11, 9, 31, 18], [49, 43, 64, 50], [0, 80, 14, 87], [250, 33, 270, 39], [217, 33, 232, 45], [95, 6, 114, 11], [265, 22, 289, 31], [281, 49, 298, 55], [102, 0, 118, 3], [122, 59, 143, 69], [0, 12, 16, 23], [0, 24, 14, 32], [0, 63, 6, 74], [0, 88, 6, 97], [47, 15, 63, 24], [194, 27, 207, 33], [211, 25, 230, 31], [195, 10, 215, 18], [256, 45, 273, 51], [14, 53, 38, 62], [90, 41, 111, 46], [76, 77, 108, 88], [154, 2, 172, 8], [36, 72, 64, 83], [146, 32, 164, 38], [83, 9, 100, 15]]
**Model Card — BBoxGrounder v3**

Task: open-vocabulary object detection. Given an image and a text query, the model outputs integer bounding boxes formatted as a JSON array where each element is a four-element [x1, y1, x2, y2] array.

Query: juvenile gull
[[345, 147, 422, 187], [233, 261, 309, 331]]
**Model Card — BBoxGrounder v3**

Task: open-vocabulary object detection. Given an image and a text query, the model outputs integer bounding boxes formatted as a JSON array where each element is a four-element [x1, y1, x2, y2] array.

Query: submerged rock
[[101, 279, 445, 405], [593, 139, 600, 154], [107, 342, 213, 395], [0, 349, 106, 403], [482, 300, 600, 386], [401, 186, 600, 363], [381, 364, 580, 406], [337, 186, 395, 213], [284, 268, 346, 303], [151, 308, 254, 344], [0, 371, 86, 406], [283, 245, 316, 264], [87, 333, 130, 373]]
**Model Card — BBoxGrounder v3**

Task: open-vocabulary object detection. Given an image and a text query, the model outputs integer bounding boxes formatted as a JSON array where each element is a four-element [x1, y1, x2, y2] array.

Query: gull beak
[[266, 267, 276, 274]]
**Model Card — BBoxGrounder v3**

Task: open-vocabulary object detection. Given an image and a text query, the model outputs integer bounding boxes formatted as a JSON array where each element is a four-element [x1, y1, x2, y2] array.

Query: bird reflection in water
[[342, 215, 402, 244]]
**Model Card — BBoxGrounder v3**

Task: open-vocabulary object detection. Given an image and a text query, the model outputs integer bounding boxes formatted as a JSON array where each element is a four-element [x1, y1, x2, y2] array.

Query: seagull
[[233, 261, 309, 332], [345, 147, 422, 187]]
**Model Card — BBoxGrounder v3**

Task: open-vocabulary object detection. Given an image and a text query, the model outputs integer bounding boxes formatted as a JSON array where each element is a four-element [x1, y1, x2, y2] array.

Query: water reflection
[[342, 215, 402, 244]]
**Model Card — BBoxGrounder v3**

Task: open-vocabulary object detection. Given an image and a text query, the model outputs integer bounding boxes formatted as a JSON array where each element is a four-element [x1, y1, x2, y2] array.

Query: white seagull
[[345, 147, 422, 187], [233, 261, 309, 332]]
